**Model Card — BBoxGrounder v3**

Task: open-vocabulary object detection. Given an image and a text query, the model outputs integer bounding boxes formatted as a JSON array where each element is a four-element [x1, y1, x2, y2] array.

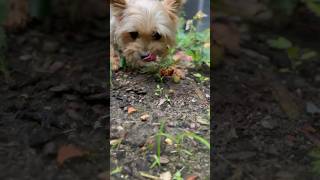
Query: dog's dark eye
[[129, 32, 139, 40], [152, 32, 162, 40]]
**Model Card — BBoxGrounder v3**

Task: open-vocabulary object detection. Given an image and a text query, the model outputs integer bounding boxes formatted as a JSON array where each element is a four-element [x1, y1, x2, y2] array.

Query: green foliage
[[193, 73, 209, 83], [173, 167, 184, 180], [310, 148, 320, 175], [150, 120, 165, 168], [267, 37, 293, 50], [267, 36, 318, 71], [269, 0, 299, 16], [176, 14, 210, 67], [303, 0, 320, 16], [111, 166, 123, 175], [150, 120, 210, 169], [154, 84, 164, 96], [0, 0, 8, 23], [269, 0, 320, 17]]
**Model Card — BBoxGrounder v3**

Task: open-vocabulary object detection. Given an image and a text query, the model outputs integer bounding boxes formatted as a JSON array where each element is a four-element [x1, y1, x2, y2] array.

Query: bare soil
[[110, 70, 210, 179], [0, 27, 108, 180]]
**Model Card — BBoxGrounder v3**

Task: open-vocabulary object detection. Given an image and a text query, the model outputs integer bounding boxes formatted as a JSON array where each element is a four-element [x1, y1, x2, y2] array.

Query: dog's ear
[[162, 0, 182, 15], [110, 0, 127, 16]]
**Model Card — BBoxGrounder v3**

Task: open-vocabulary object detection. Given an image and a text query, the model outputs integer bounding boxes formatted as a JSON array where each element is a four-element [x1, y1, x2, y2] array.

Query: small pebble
[[140, 114, 150, 121]]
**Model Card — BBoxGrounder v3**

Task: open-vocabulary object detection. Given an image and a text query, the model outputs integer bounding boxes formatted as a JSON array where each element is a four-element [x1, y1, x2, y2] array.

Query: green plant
[[150, 120, 165, 168], [164, 94, 171, 103], [154, 84, 164, 96], [310, 148, 320, 175], [269, 0, 320, 17], [267, 36, 318, 71], [111, 166, 123, 175], [193, 73, 209, 83], [176, 12, 210, 67], [303, 0, 320, 16], [150, 120, 210, 169], [173, 167, 185, 180]]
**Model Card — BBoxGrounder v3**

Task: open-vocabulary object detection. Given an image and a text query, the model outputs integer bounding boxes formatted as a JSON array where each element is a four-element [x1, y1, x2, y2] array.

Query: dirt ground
[[0, 27, 108, 179], [110, 70, 210, 179], [212, 16, 320, 179]]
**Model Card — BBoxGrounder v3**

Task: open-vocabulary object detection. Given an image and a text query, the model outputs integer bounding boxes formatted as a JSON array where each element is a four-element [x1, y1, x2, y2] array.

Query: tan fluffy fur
[[110, 0, 182, 70]]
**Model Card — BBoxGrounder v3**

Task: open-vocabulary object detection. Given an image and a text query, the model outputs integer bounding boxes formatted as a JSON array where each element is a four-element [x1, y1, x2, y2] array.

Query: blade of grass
[[110, 166, 122, 175], [156, 120, 165, 158], [150, 155, 160, 169], [185, 132, 210, 149]]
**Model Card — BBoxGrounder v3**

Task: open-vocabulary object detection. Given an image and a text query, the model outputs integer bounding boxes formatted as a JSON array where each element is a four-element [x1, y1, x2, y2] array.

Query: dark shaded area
[[0, 1, 109, 179], [213, 1, 320, 179]]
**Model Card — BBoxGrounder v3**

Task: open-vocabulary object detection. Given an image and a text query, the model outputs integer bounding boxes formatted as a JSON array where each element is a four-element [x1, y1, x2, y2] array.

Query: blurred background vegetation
[[0, 0, 107, 80]]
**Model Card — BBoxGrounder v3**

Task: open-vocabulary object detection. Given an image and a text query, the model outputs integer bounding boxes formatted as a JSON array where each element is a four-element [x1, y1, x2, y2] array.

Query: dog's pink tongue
[[143, 53, 157, 62]]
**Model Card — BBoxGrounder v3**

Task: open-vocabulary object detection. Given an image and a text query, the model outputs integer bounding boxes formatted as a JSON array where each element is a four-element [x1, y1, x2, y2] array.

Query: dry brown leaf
[[160, 68, 174, 77], [128, 106, 137, 114], [57, 144, 88, 166], [186, 175, 199, 180]]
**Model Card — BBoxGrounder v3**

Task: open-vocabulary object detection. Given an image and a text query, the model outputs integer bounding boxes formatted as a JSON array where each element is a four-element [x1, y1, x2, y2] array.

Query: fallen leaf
[[160, 68, 174, 76], [57, 144, 88, 166], [128, 106, 137, 114], [160, 171, 172, 180], [140, 114, 150, 121], [186, 175, 198, 180]]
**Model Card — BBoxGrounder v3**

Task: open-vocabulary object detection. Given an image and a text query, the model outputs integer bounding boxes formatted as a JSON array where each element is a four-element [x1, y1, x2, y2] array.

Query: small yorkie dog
[[110, 0, 182, 71]]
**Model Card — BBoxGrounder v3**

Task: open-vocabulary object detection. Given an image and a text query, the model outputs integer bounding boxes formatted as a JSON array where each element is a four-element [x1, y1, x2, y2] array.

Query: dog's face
[[111, 0, 182, 64]]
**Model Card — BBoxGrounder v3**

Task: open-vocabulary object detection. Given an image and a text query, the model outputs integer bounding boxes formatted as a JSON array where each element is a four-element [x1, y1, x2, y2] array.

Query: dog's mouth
[[142, 53, 157, 62]]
